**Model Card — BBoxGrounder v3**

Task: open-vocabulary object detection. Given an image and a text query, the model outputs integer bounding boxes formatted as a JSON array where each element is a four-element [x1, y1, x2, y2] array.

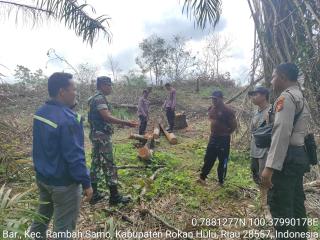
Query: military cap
[[97, 76, 112, 87], [211, 90, 223, 98], [248, 86, 269, 96]]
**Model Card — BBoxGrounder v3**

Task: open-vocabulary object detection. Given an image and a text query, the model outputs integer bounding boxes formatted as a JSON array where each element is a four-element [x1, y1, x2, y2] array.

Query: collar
[[258, 104, 270, 113], [46, 99, 76, 115], [97, 90, 105, 95], [284, 84, 299, 92], [46, 99, 66, 107]]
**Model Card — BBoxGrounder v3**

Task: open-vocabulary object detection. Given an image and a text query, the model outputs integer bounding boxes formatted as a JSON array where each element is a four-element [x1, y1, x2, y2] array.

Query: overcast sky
[[0, 0, 254, 83]]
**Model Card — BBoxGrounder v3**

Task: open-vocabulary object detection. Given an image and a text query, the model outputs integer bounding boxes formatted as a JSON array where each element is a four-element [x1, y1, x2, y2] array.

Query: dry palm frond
[[0, 0, 112, 45], [0, 0, 51, 26], [0, 184, 34, 209], [182, 0, 222, 29], [0, 184, 39, 236]]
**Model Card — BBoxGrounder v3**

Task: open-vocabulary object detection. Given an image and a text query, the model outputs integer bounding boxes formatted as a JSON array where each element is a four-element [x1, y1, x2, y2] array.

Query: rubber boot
[[109, 185, 131, 205], [89, 183, 104, 205]]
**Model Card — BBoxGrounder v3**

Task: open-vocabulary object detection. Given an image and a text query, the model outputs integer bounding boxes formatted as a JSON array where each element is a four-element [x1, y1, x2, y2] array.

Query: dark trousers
[[166, 107, 175, 131], [268, 146, 309, 240], [29, 181, 81, 240], [139, 115, 148, 135], [251, 158, 260, 185], [200, 135, 230, 184], [268, 172, 308, 240]]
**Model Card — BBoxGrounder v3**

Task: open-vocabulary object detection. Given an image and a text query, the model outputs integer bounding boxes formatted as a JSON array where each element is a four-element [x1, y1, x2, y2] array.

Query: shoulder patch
[[95, 95, 107, 105], [275, 96, 285, 112]]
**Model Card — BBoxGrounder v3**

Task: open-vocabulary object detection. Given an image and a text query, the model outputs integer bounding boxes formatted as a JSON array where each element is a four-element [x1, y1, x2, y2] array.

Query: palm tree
[[181, 0, 222, 29], [0, 0, 112, 46]]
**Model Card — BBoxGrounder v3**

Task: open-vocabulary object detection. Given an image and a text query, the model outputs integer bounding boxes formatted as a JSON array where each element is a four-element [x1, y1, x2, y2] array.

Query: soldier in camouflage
[[88, 76, 138, 205]]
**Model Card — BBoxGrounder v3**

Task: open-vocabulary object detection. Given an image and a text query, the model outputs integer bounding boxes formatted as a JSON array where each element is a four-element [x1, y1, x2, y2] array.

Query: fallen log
[[174, 112, 188, 129], [109, 103, 137, 114], [117, 164, 165, 170], [139, 208, 193, 240], [129, 133, 148, 141], [153, 124, 160, 139], [139, 168, 165, 201], [159, 124, 177, 145], [138, 138, 155, 161], [138, 147, 154, 161]]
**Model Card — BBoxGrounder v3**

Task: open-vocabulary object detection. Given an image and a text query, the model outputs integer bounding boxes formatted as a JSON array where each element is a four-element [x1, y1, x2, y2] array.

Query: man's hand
[[126, 121, 138, 128], [83, 187, 93, 202], [261, 168, 274, 189]]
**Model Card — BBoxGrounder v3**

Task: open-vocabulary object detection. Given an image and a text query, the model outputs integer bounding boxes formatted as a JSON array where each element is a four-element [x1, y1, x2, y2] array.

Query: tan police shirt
[[265, 85, 310, 171]]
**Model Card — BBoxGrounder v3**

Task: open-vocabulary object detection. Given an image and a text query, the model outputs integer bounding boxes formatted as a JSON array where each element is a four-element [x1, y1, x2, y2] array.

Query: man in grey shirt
[[248, 86, 270, 209]]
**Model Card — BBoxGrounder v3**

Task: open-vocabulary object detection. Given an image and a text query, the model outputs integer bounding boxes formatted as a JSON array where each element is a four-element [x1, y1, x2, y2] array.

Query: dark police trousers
[[166, 107, 175, 131], [200, 135, 230, 184], [139, 115, 148, 135], [268, 146, 310, 240]]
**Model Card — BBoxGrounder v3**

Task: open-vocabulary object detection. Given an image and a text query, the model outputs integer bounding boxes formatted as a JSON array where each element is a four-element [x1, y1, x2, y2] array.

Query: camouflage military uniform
[[88, 91, 118, 187]]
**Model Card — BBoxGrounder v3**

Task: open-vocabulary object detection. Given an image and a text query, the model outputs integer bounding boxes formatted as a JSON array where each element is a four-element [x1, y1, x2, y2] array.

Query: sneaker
[[196, 178, 207, 186]]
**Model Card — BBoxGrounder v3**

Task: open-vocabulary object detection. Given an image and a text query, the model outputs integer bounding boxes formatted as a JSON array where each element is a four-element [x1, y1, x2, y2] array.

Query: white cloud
[[0, 0, 254, 82]]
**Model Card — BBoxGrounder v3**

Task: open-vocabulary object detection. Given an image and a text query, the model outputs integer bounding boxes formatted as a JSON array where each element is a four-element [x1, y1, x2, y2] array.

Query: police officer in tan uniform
[[261, 63, 310, 239]]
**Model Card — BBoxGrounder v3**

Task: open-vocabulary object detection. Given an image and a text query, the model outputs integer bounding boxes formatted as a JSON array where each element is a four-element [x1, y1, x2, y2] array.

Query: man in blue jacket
[[29, 72, 92, 240]]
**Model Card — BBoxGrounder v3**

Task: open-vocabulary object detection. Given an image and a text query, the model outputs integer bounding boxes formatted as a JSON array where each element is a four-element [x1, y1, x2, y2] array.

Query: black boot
[[89, 183, 104, 205], [109, 185, 131, 205]]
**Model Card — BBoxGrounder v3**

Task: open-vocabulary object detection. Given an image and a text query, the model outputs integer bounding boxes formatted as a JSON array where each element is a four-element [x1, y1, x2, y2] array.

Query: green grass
[[199, 87, 216, 98], [111, 108, 134, 120], [1, 107, 258, 236], [86, 133, 255, 212]]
